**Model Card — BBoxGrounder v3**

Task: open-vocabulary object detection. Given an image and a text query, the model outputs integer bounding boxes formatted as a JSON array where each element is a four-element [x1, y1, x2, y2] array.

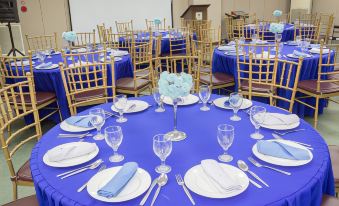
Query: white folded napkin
[[47, 142, 97, 162], [261, 113, 299, 126], [111, 50, 129, 57], [201, 159, 242, 191], [218, 46, 236, 51], [310, 48, 330, 54]]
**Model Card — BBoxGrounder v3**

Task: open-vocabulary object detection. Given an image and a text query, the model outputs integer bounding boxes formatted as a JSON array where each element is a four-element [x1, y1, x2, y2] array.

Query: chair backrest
[[319, 14, 334, 44], [60, 50, 113, 115], [25, 33, 58, 52], [106, 30, 134, 52], [130, 41, 153, 87], [244, 13, 257, 25], [258, 20, 276, 42], [199, 26, 221, 46], [232, 19, 258, 41], [169, 29, 191, 56], [97, 23, 109, 44], [0, 72, 41, 180], [294, 17, 321, 43], [145, 18, 166, 30], [290, 9, 308, 22], [115, 20, 134, 34], [74, 29, 96, 49], [224, 16, 234, 42]]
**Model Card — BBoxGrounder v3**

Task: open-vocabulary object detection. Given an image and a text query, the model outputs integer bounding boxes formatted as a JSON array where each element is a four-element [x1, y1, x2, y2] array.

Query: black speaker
[[0, 0, 19, 23]]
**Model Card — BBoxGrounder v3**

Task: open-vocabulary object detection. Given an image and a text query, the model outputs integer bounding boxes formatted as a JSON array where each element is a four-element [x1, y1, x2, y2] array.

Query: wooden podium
[[180, 4, 210, 20]]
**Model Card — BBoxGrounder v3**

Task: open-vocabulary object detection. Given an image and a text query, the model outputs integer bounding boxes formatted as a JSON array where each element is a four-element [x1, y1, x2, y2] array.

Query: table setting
[[30, 71, 334, 206]]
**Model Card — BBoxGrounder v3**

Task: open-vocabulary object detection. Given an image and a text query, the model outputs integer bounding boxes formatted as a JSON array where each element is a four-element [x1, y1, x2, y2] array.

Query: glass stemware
[[217, 124, 234, 162], [104, 126, 124, 162], [229, 92, 243, 121], [89, 108, 106, 140], [36, 51, 46, 65], [153, 87, 165, 112], [296, 35, 302, 49], [46, 49, 52, 59], [153, 134, 172, 174], [249, 106, 266, 139], [199, 85, 211, 111], [113, 94, 128, 123], [86, 43, 92, 52]]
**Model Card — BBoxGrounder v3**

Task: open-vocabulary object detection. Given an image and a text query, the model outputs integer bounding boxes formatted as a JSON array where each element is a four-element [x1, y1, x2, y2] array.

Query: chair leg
[[314, 96, 319, 129], [12, 182, 17, 200], [56, 101, 63, 121]]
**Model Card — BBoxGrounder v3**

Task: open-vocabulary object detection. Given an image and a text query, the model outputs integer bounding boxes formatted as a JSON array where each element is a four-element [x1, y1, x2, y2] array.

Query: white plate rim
[[260, 113, 300, 130], [111, 100, 149, 113], [60, 115, 95, 132], [213, 97, 252, 110], [286, 53, 312, 58], [35, 63, 59, 70], [252, 139, 313, 166], [162, 94, 199, 106]]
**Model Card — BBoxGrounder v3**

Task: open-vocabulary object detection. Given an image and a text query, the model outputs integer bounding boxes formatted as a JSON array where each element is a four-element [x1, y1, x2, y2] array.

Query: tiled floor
[[0, 99, 338, 205]]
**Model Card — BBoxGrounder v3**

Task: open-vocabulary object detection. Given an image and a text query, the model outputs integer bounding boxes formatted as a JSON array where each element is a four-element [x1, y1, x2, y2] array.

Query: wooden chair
[[74, 29, 96, 49], [199, 26, 221, 46], [290, 9, 308, 23], [232, 19, 258, 41], [295, 40, 339, 128], [168, 29, 191, 57], [115, 20, 134, 34], [25, 33, 58, 52], [243, 13, 257, 25], [116, 41, 152, 97], [60, 50, 115, 115], [0, 72, 41, 200], [330, 25, 339, 43], [319, 14, 334, 44], [0, 52, 62, 122], [145, 18, 166, 30], [106, 30, 134, 52], [3, 195, 39, 206], [294, 17, 321, 43], [328, 145, 339, 196], [258, 20, 276, 42], [224, 16, 234, 42], [97, 23, 107, 44]]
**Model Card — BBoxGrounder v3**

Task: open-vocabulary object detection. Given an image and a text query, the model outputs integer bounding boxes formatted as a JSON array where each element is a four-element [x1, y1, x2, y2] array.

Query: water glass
[[46, 49, 52, 59], [229, 92, 243, 121], [105, 126, 124, 162], [153, 134, 172, 174], [199, 85, 211, 111], [251, 33, 258, 44], [217, 124, 234, 162], [113, 94, 128, 123], [153, 87, 165, 112], [89, 108, 106, 140], [296, 36, 302, 48], [36, 51, 46, 65], [249, 106, 266, 139], [275, 33, 282, 43]]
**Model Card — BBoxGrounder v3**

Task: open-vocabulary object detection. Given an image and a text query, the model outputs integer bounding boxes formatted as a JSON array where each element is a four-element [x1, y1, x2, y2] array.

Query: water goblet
[[104, 126, 124, 162], [89, 108, 106, 140], [199, 85, 211, 111], [296, 35, 302, 48], [153, 87, 165, 112], [153, 134, 172, 174], [249, 106, 266, 139], [217, 124, 234, 162], [36, 51, 46, 65], [113, 94, 128, 123], [229, 92, 243, 121], [46, 49, 52, 59]]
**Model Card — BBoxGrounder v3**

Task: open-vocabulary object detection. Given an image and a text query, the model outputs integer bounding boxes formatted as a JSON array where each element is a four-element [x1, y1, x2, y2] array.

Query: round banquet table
[[212, 44, 335, 117], [244, 23, 295, 42], [30, 94, 335, 206], [9, 52, 133, 122]]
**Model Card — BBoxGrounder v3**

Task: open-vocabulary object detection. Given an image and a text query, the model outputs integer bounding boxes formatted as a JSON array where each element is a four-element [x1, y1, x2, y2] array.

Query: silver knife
[[248, 178, 262, 188], [139, 178, 158, 206], [150, 185, 161, 206], [248, 170, 269, 187]]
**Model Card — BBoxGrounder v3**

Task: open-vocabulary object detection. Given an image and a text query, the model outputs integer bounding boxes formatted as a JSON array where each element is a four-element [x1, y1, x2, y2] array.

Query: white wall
[[290, 0, 312, 13]]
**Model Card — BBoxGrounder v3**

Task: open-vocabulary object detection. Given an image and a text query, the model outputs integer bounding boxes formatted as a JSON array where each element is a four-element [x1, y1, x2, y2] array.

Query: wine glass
[[229, 92, 243, 121], [153, 134, 172, 174], [296, 35, 302, 48], [104, 126, 124, 162], [275, 33, 282, 43], [251, 33, 258, 44], [217, 124, 234, 162], [153, 87, 165, 112], [36, 51, 46, 65], [304, 38, 311, 52], [89, 108, 106, 140], [45, 49, 52, 59], [113, 94, 128, 123], [199, 85, 211, 111], [249, 106, 266, 139]]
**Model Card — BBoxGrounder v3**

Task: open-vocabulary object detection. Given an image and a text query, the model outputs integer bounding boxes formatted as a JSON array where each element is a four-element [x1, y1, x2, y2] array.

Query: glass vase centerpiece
[[158, 71, 193, 141], [269, 23, 284, 55], [62, 31, 77, 60]]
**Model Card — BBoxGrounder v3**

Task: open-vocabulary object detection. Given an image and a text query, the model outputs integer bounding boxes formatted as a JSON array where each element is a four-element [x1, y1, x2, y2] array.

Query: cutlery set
[[57, 159, 104, 179]]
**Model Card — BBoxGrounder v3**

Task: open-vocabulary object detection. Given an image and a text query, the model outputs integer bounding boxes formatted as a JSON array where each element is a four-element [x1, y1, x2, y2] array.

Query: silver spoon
[[237, 160, 269, 187], [150, 174, 168, 206]]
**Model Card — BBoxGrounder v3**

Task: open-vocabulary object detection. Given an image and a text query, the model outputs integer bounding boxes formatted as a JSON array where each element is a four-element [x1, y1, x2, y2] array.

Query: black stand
[[6, 22, 24, 56]]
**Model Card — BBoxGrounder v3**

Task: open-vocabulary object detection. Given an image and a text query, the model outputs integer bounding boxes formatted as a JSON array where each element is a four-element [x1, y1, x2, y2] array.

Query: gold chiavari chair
[[295, 40, 339, 128], [151, 35, 162, 86], [169, 29, 191, 57], [258, 20, 276, 42], [225, 16, 234, 42], [244, 13, 257, 25], [115, 20, 134, 34], [199, 26, 221, 46], [290, 9, 308, 23], [25, 32, 58, 52], [0, 72, 41, 200], [294, 17, 321, 43], [328, 145, 339, 196], [232, 19, 258, 41], [106, 30, 134, 52], [116, 41, 152, 97], [145, 18, 166, 30], [0, 53, 62, 122], [60, 50, 115, 115], [319, 14, 335, 44], [74, 29, 96, 49], [97, 23, 107, 44]]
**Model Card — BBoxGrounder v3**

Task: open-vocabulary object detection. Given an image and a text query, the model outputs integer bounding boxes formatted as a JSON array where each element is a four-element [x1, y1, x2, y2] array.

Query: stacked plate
[[111, 100, 149, 113], [213, 97, 252, 110]]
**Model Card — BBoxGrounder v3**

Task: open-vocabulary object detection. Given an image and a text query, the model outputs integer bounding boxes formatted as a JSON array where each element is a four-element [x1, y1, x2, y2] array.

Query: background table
[[30, 95, 334, 206], [244, 23, 295, 42], [212, 45, 335, 117]]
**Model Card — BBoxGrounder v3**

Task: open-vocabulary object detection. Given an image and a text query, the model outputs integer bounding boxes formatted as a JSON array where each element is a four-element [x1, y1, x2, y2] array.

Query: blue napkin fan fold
[[65, 116, 92, 128]]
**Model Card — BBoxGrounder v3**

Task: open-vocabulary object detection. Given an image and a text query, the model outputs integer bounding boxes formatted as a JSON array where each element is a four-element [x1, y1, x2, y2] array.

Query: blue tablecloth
[[9, 53, 133, 121], [30, 95, 334, 206], [245, 24, 295, 42], [212, 44, 335, 117]]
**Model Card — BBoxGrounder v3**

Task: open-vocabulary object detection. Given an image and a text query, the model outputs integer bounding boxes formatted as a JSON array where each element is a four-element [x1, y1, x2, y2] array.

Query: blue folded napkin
[[257, 140, 310, 160], [65, 116, 92, 128], [97, 162, 138, 198], [36, 62, 52, 69], [293, 50, 308, 57]]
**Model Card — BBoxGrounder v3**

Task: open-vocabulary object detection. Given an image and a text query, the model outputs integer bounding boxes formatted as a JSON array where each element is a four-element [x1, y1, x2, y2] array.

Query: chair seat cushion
[[16, 160, 32, 182], [116, 78, 149, 90], [74, 88, 105, 102], [200, 72, 234, 86], [3, 195, 38, 206], [322, 195, 339, 206], [240, 81, 273, 93], [328, 145, 339, 185], [298, 80, 339, 94], [135, 69, 150, 77], [328, 73, 339, 80], [16, 92, 56, 106]]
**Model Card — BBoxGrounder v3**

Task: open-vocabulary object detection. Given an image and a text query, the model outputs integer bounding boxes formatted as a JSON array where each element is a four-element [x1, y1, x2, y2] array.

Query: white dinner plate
[[213, 97, 252, 110], [184, 163, 249, 198], [69, 62, 93, 68], [286, 53, 312, 58], [60, 115, 95, 132], [100, 57, 122, 62], [163, 94, 199, 106], [260, 113, 300, 130], [111, 100, 149, 113], [111, 50, 129, 57], [35, 63, 58, 70], [87, 167, 151, 202], [72, 48, 87, 53], [254, 52, 275, 59], [43, 142, 99, 167], [252, 139, 313, 166]]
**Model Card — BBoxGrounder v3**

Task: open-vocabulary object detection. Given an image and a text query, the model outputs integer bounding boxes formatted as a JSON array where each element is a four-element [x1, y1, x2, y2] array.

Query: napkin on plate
[[65, 116, 92, 128], [257, 140, 310, 160], [47, 142, 97, 162], [309, 48, 330, 54], [35, 62, 53, 69], [97, 162, 138, 198], [201, 159, 242, 191], [292, 50, 309, 57], [218, 45, 236, 51], [261, 113, 299, 126]]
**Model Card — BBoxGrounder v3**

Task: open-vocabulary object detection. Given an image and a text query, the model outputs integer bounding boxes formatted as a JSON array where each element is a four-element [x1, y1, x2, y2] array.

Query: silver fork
[[175, 174, 195, 205], [248, 157, 291, 175], [77, 164, 107, 192], [273, 129, 305, 136], [58, 132, 92, 138], [61, 159, 103, 179], [56, 159, 102, 177]]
